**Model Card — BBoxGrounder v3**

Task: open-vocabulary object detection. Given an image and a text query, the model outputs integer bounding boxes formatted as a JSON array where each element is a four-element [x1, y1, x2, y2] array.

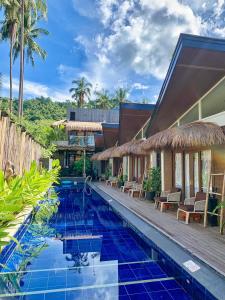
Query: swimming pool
[[0, 182, 217, 299]]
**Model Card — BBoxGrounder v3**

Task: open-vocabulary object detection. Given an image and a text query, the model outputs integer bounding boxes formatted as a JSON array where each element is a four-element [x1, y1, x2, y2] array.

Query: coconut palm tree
[[95, 89, 112, 109], [69, 77, 92, 108], [0, 0, 20, 113], [18, 0, 47, 118], [115, 87, 128, 102]]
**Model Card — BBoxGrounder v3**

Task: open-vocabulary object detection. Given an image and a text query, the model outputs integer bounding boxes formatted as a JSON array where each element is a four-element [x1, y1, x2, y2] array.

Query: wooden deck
[[93, 182, 225, 277]]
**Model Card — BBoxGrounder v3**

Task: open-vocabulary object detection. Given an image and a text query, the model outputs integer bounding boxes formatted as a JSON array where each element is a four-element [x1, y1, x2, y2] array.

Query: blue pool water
[[0, 183, 216, 299]]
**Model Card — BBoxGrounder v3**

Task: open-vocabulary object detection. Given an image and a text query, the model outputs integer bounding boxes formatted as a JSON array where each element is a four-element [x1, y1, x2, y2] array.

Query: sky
[[1, 0, 225, 103]]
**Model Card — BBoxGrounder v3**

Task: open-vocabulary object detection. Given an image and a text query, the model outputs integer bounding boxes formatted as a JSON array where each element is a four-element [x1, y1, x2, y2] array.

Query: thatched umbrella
[[97, 147, 116, 160], [142, 121, 225, 151], [91, 153, 100, 161], [130, 139, 148, 156]]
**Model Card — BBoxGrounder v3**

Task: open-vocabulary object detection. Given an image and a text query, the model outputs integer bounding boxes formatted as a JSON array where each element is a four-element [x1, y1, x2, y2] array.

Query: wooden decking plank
[[93, 182, 225, 277]]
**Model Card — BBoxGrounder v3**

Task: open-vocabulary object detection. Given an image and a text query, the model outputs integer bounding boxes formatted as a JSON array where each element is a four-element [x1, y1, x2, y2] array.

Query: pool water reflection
[[0, 184, 214, 299]]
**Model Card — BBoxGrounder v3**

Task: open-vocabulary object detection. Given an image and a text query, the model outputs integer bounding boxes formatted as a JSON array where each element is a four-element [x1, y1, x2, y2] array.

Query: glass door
[[175, 153, 183, 189]]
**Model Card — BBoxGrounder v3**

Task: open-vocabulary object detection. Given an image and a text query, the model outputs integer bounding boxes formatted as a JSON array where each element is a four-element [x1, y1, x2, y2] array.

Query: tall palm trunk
[[9, 37, 13, 113], [18, 0, 24, 118]]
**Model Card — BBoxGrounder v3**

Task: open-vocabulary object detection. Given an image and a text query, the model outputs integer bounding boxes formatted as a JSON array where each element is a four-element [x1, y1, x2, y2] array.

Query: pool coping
[[90, 182, 225, 300]]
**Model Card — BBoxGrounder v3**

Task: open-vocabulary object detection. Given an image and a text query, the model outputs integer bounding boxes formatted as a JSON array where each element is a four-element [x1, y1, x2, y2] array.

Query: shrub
[[73, 156, 92, 177]]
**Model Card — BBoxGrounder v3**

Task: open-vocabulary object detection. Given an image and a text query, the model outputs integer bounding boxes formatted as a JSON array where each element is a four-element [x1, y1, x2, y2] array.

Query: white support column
[[161, 151, 165, 191], [151, 151, 157, 168]]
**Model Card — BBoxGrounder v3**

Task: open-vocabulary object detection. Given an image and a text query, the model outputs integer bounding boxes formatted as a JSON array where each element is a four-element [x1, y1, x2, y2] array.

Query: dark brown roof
[[119, 103, 155, 145], [102, 123, 119, 148], [146, 34, 225, 136]]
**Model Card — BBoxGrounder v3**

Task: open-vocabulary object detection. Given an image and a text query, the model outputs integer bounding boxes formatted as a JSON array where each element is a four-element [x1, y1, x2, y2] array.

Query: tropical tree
[[18, 0, 47, 118], [0, 0, 20, 113], [94, 89, 112, 109], [114, 87, 128, 104], [13, 13, 49, 66], [69, 77, 92, 108]]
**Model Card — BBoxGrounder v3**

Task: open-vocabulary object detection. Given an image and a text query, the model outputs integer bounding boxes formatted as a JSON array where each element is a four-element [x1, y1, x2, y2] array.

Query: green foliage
[[144, 167, 161, 193], [73, 156, 92, 177], [0, 159, 60, 251], [69, 77, 92, 108], [105, 165, 112, 179]]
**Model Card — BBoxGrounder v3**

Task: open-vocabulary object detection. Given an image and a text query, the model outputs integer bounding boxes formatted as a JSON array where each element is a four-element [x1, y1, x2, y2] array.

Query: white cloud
[[1, 75, 70, 102], [72, 0, 98, 18], [73, 0, 225, 84], [132, 83, 150, 90]]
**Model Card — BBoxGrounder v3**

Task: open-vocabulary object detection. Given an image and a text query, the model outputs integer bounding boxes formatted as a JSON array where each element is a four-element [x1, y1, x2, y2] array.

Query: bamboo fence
[[0, 111, 43, 175]]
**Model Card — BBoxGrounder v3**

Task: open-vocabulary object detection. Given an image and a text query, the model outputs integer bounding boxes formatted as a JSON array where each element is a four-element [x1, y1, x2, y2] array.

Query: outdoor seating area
[[93, 181, 225, 277]]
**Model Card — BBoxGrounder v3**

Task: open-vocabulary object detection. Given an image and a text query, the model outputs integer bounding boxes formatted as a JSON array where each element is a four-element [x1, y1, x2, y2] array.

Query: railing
[[69, 136, 95, 146]]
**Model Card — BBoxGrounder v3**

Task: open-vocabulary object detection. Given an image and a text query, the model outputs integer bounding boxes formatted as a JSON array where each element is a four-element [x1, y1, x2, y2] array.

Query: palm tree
[[0, 0, 20, 113], [95, 89, 112, 109], [69, 77, 92, 108], [115, 87, 128, 102], [18, 0, 47, 118]]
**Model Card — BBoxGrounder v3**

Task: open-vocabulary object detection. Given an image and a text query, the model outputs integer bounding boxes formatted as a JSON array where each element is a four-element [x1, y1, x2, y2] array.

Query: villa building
[[52, 107, 119, 169], [94, 33, 225, 234]]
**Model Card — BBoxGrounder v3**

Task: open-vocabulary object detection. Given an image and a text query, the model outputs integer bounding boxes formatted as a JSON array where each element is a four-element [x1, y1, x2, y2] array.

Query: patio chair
[[99, 174, 106, 182], [121, 181, 136, 193], [110, 177, 119, 187], [155, 188, 181, 212], [128, 183, 143, 198], [177, 192, 206, 224]]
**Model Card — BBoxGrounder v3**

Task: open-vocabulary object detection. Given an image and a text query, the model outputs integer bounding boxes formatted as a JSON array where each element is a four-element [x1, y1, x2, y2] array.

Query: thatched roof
[[66, 121, 102, 131], [52, 119, 67, 127], [52, 120, 102, 132], [91, 153, 100, 161], [110, 139, 147, 157], [141, 121, 225, 151], [97, 147, 116, 160]]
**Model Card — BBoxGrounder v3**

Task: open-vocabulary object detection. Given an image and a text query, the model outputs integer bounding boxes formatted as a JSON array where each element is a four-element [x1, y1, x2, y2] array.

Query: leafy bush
[[0, 160, 60, 251], [73, 156, 92, 177], [144, 167, 161, 193]]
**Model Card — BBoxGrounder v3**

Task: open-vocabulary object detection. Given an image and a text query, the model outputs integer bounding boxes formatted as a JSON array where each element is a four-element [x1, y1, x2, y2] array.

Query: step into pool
[[0, 184, 217, 299]]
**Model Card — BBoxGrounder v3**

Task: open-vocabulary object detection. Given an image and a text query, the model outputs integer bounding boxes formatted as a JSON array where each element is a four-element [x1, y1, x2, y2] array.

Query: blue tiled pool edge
[[89, 182, 225, 300]]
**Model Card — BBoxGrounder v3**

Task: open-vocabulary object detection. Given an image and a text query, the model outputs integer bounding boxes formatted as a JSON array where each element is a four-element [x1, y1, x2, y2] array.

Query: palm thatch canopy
[[110, 139, 148, 157], [91, 153, 100, 161], [141, 121, 225, 151], [52, 120, 102, 132], [97, 147, 116, 160]]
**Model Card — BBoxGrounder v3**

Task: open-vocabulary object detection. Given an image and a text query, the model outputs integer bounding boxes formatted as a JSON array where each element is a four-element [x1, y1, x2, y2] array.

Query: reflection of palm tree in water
[[66, 252, 99, 275]]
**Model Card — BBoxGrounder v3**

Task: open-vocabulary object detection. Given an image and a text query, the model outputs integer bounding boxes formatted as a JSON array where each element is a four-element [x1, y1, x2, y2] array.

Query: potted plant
[[117, 174, 127, 188], [144, 167, 161, 201]]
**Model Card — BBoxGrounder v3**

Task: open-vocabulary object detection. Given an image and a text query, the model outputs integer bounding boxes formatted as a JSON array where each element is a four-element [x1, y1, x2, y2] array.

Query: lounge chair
[[155, 188, 181, 212], [99, 174, 106, 182], [121, 181, 136, 193], [177, 192, 206, 224], [128, 183, 143, 198]]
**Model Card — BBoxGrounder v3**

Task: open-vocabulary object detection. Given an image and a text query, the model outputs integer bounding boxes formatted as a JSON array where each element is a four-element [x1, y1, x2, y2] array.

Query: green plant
[[144, 167, 161, 193], [105, 165, 112, 179], [73, 155, 92, 177], [0, 159, 60, 251]]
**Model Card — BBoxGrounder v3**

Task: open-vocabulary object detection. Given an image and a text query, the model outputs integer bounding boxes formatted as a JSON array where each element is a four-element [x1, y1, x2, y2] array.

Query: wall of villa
[[0, 111, 43, 175]]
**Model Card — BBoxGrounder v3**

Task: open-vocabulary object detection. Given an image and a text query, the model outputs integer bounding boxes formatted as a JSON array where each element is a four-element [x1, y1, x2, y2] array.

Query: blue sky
[[1, 0, 225, 103]]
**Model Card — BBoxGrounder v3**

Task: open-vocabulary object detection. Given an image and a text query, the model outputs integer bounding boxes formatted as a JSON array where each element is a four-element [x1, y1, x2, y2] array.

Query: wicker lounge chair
[[177, 192, 206, 224], [155, 188, 181, 212], [128, 183, 143, 198], [106, 176, 117, 185], [121, 181, 136, 193]]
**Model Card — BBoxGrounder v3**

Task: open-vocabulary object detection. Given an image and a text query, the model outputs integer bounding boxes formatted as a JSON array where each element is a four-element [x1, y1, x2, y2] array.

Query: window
[[70, 111, 76, 121], [179, 104, 199, 125], [202, 79, 225, 118]]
